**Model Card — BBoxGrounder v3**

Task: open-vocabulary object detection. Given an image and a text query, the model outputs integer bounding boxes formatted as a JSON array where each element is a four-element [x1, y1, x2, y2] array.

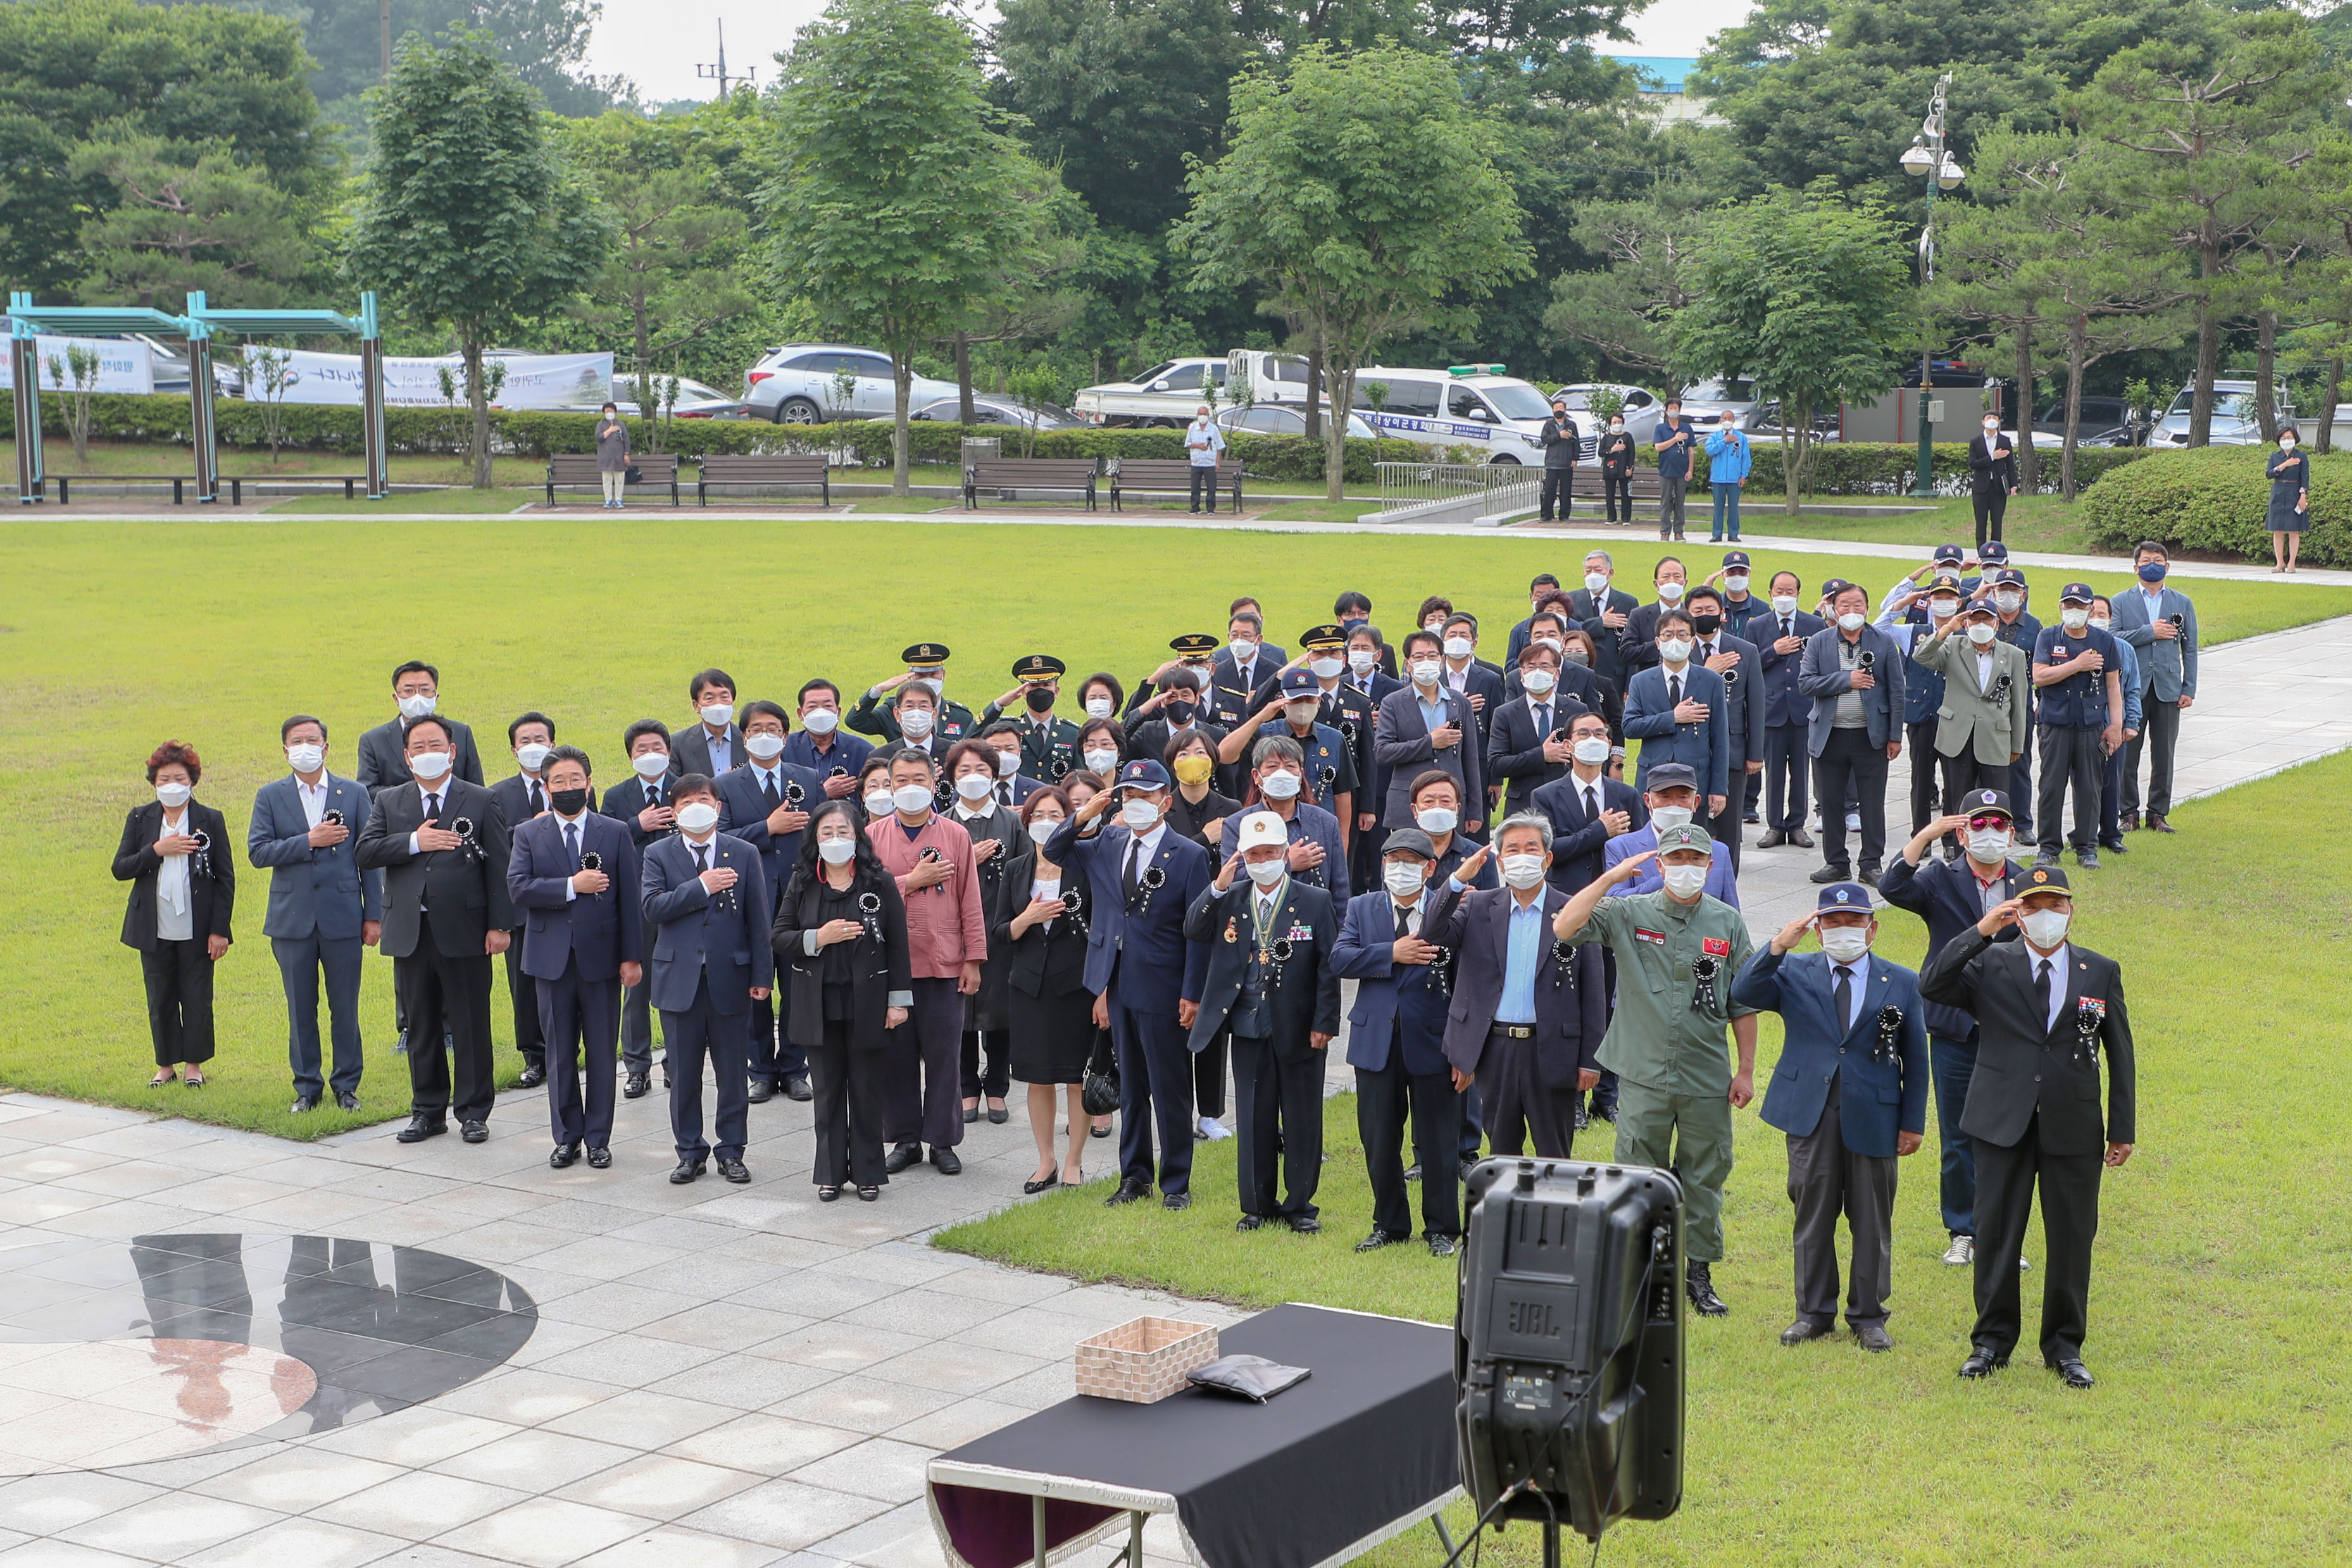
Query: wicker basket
[[1074, 1316, 1220, 1403]]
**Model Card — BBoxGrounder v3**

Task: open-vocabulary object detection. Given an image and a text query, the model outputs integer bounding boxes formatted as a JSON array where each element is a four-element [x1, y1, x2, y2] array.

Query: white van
[[1348, 364, 1551, 464]]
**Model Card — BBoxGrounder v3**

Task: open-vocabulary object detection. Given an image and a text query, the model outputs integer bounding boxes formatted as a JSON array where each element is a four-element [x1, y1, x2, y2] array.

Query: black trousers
[[1906, 721, 1950, 841], [1475, 1028, 1577, 1159], [396, 915, 495, 1123], [1539, 468, 1573, 520], [1763, 723, 1809, 831], [808, 1015, 888, 1187], [885, 976, 966, 1148], [960, 1028, 1009, 1100], [1940, 750, 2001, 820], [621, 976, 660, 1074], [1812, 727, 1890, 872], [1111, 993, 1196, 1194], [1786, 1073, 1898, 1329], [2036, 726, 2105, 856], [1972, 1113, 2103, 1364], [1603, 473, 1634, 521], [1231, 1031, 1323, 1219], [503, 931, 543, 1070], [2007, 750, 2035, 839], [273, 932, 362, 1096], [1194, 1033, 1229, 1121], [1707, 791, 1745, 873], [661, 974, 749, 1164], [2122, 695, 2180, 819], [1189, 466, 1217, 512], [1358, 1047, 1461, 1238], [141, 938, 216, 1067], [1972, 484, 2007, 547], [537, 956, 620, 1149], [747, 973, 805, 1087]]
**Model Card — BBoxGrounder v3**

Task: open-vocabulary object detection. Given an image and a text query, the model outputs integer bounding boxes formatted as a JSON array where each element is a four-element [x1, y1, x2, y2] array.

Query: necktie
[[565, 821, 580, 873], [530, 781, 545, 816], [423, 792, 441, 823], [1395, 902, 1416, 941], [2036, 958, 2053, 1029], [1123, 841, 1142, 905], [1834, 963, 1854, 1036], [694, 843, 710, 877], [1585, 785, 1600, 824], [1668, 673, 1682, 709], [1782, 617, 1793, 641], [999, 783, 1013, 806], [762, 771, 780, 808], [1535, 703, 1549, 739]]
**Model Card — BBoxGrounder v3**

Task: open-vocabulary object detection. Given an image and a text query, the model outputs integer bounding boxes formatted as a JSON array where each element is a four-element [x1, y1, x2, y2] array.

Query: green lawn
[[0, 517, 2345, 1144], [937, 747, 2352, 1566], [268, 488, 543, 514]]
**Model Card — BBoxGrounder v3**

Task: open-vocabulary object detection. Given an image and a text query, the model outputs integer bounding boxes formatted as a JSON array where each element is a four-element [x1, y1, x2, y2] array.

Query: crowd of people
[[112, 539, 2167, 1381]]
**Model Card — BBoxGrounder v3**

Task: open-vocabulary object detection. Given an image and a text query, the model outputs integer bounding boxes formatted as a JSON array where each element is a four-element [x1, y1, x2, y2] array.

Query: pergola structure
[[9, 290, 388, 503]]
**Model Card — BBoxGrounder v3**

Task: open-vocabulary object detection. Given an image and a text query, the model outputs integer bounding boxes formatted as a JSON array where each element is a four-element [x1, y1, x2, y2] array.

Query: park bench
[[1108, 457, 1241, 514], [53, 475, 230, 506], [963, 457, 1098, 511], [1564, 464, 1665, 520], [546, 452, 680, 506], [696, 453, 830, 507]]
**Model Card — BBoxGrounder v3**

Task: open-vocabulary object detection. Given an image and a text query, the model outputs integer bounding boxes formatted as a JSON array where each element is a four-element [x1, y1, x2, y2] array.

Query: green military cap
[[1655, 823, 1714, 855], [1169, 633, 1220, 656], [901, 642, 951, 666], [1011, 654, 1065, 681]]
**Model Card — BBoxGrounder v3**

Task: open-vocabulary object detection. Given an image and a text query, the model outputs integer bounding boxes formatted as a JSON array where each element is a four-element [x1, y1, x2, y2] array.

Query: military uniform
[[847, 642, 978, 746], [980, 654, 1084, 781]]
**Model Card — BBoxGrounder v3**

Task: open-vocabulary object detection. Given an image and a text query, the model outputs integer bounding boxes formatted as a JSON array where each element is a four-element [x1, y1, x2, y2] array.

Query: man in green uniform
[[848, 642, 978, 746], [979, 654, 1082, 782], [1554, 822, 1759, 1317]]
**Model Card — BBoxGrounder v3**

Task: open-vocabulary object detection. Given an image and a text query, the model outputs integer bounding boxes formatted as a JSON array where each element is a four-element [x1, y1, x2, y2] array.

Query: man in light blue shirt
[[1184, 404, 1227, 514]]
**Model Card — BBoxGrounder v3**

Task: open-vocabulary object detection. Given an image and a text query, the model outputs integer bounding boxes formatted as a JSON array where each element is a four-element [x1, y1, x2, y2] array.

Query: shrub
[[2079, 446, 2347, 566], [1688, 440, 2148, 497]]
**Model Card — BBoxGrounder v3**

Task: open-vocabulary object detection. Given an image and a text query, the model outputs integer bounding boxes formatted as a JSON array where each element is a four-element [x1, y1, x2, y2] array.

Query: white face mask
[[1410, 660, 1442, 687], [2088, 618, 2111, 633], [1084, 697, 1114, 720], [954, 773, 994, 801], [1572, 737, 1610, 766], [154, 781, 192, 809], [744, 733, 786, 762], [1656, 582, 1684, 603], [1383, 862, 1427, 899], [699, 702, 733, 728], [1442, 636, 1473, 661], [675, 801, 720, 835], [287, 743, 326, 775], [1501, 852, 1548, 890], [994, 749, 1022, 777], [1584, 571, 1609, 594], [410, 751, 453, 781], [2280, 437, 2297, 450], [397, 693, 437, 720], [803, 707, 839, 735], [1229, 638, 1258, 663], [1723, 573, 1749, 594], [1929, 599, 1960, 620], [1660, 863, 1708, 899], [1082, 747, 1119, 775], [2060, 607, 2089, 631], [1967, 828, 2010, 864], [863, 789, 896, 817], [1259, 769, 1303, 800], [514, 742, 551, 773], [1310, 657, 1344, 680], [1348, 650, 1377, 674], [1245, 857, 1287, 888], [1818, 926, 1871, 962], [1285, 701, 1320, 728], [1523, 669, 1556, 695], [1027, 816, 1063, 845], [818, 835, 858, 864], [1120, 797, 1161, 831], [1983, 422, 2000, 435], [1770, 595, 1798, 616], [1657, 637, 1693, 665], [2021, 908, 2071, 948], [631, 750, 669, 780], [898, 709, 935, 740], [1966, 621, 1999, 645], [1415, 806, 1457, 835], [1536, 636, 1564, 654], [1837, 612, 1867, 632], [1648, 804, 1693, 833], [891, 783, 934, 815], [1995, 592, 2024, 614]]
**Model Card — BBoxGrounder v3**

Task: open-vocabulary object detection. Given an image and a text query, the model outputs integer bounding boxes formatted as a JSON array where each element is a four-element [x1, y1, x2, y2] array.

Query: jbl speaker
[[1455, 1159, 1685, 1544]]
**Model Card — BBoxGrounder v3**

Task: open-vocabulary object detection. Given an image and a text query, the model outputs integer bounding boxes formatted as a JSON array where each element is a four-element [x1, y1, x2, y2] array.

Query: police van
[[1222, 352, 1552, 463]]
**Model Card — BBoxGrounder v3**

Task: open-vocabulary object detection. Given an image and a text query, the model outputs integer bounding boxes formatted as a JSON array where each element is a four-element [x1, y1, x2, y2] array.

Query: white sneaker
[[1197, 1116, 1230, 1142], [1846, 812, 1862, 831], [2020, 1255, 2031, 1271], [1941, 1235, 1973, 1266]]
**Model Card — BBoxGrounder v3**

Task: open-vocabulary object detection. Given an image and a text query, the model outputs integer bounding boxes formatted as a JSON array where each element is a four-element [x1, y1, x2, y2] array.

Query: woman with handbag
[[993, 787, 1099, 1192], [113, 740, 235, 1088], [946, 740, 1021, 1124], [773, 800, 912, 1202], [594, 402, 630, 509]]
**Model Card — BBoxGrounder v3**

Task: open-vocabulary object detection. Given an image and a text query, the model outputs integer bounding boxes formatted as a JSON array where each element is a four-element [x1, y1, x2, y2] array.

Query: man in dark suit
[[973, 721, 1049, 806], [1332, 829, 1463, 1255], [1344, 623, 1407, 893], [1879, 788, 2025, 1266], [1684, 585, 1765, 868], [600, 719, 679, 1097], [1799, 583, 1906, 885], [1570, 551, 1641, 695], [356, 661, 485, 793], [1504, 573, 1565, 665], [506, 747, 643, 1168], [356, 716, 513, 1145], [1921, 867, 2135, 1388], [1755, 569, 1827, 850], [1436, 613, 1506, 750], [1622, 609, 1729, 812], [1375, 630, 1485, 832], [785, 679, 873, 799], [1617, 556, 1690, 676], [490, 711, 565, 1089], [247, 714, 380, 1114], [672, 668, 744, 779], [714, 700, 825, 1104], [1423, 818, 1606, 1159], [1485, 645, 1582, 819], [1041, 760, 1213, 1208], [1531, 708, 1643, 893], [1208, 609, 1283, 730], [1967, 413, 2018, 549], [641, 773, 774, 1185], [1539, 398, 1580, 521], [1185, 811, 1341, 1232], [1732, 885, 1930, 1352]]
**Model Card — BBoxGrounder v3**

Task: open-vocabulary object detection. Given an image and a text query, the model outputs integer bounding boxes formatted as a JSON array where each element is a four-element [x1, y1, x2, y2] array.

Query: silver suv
[[742, 344, 959, 425]]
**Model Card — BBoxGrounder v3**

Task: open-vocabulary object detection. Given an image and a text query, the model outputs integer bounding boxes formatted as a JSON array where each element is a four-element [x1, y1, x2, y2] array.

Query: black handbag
[[624, 463, 644, 484], [1080, 1028, 1120, 1117]]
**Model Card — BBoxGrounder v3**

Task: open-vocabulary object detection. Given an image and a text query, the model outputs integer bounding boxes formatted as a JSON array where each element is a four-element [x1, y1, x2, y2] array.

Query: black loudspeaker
[[1455, 1159, 1685, 1549]]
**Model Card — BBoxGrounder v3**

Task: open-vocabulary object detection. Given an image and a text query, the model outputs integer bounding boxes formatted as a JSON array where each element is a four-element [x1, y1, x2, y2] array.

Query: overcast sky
[[583, 0, 1759, 108]]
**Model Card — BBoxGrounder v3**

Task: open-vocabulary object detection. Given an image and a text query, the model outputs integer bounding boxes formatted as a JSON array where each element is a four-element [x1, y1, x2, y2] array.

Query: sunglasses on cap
[[1967, 815, 2011, 832]]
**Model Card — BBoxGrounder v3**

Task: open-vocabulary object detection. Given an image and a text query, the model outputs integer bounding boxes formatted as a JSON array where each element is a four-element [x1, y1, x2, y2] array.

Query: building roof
[[1601, 54, 1701, 93]]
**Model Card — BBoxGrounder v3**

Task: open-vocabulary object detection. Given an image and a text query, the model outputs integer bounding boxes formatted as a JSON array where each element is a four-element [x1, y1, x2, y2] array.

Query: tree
[[933, 159, 1091, 421], [67, 136, 314, 311], [263, 0, 625, 116], [766, 0, 1036, 495], [346, 32, 613, 487], [1667, 184, 1912, 513], [1542, 180, 1717, 388], [1175, 42, 1531, 499]]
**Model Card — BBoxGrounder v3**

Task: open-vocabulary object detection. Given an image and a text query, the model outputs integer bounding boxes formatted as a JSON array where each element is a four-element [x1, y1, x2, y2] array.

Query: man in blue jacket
[[1653, 398, 1697, 541], [1622, 609, 1729, 811], [714, 700, 827, 1104], [1702, 422, 1753, 542], [1799, 583, 1906, 886], [1732, 883, 1929, 1352], [1755, 570, 1827, 851]]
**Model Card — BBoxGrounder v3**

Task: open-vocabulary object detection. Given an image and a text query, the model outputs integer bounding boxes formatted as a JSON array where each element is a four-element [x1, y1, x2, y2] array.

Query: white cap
[[1237, 811, 1287, 851]]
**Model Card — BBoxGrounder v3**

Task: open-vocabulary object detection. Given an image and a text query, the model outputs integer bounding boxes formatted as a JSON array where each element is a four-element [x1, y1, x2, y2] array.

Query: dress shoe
[[669, 1159, 706, 1184], [2076, 848, 2100, 870], [1858, 866, 1881, 888], [856, 1185, 880, 1201], [1780, 1320, 1836, 1346], [335, 1091, 361, 1111], [1941, 1234, 1974, 1266], [518, 1064, 546, 1089], [884, 1142, 923, 1174], [2032, 851, 2060, 869], [291, 1094, 320, 1115], [2120, 809, 2140, 831], [2147, 814, 2174, 833], [1090, 1124, 1112, 1138], [1809, 863, 1852, 885], [549, 1142, 580, 1169], [1854, 1323, 1894, 1353], [1022, 1173, 1061, 1195], [1958, 1347, 2009, 1379], [2048, 1356, 2095, 1388], [1756, 829, 1787, 849], [623, 1073, 650, 1099], [931, 1148, 963, 1175], [1573, 1104, 1589, 1131], [784, 1074, 814, 1102], [1427, 1234, 1458, 1258], [661, 1066, 672, 1089], [719, 1158, 751, 1184], [1789, 828, 1816, 849], [963, 1104, 980, 1124], [1589, 1101, 1616, 1124], [1742, 811, 1761, 824], [1355, 1229, 1408, 1253], [586, 1147, 611, 1169], [1685, 1260, 1729, 1316], [2101, 838, 2127, 856], [1458, 1155, 1480, 1183], [987, 1103, 1010, 1124], [461, 1120, 488, 1143], [396, 1114, 446, 1143], [1285, 1214, 1322, 1235], [1403, 1162, 1422, 1182], [747, 1078, 775, 1104], [1104, 1179, 1150, 1207], [1161, 1192, 1190, 1210], [1235, 1214, 1266, 1231]]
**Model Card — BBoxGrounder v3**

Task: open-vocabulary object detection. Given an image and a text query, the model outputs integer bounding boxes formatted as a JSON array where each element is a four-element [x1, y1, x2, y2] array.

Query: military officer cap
[[1961, 788, 2013, 821], [1979, 540, 2011, 564], [1927, 571, 1963, 594], [901, 642, 951, 668], [1382, 827, 1438, 860], [1011, 654, 1065, 681], [2020, 864, 2074, 899], [1816, 881, 1875, 912], [1169, 633, 1220, 656], [1720, 549, 1751, 569], [1654, 822, 1714, 854], [1279, 668, 1320, 695], [1645, 761, 1699, 792], [1933, 542, 1966, 566], [1116, 758, 1171, 792], [1237, 811, 1288, 850], [2059, 581, 2096, 604], [1299, 623, 1348, 651]]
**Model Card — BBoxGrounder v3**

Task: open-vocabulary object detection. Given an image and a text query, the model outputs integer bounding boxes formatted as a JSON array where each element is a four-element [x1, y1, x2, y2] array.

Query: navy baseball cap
[[1933, 542, 1965, 565], [1279, 668, 1320, 695], [1645, 762, 1699, 792], [1960, 788, 2013, 821], [2019, 864, 2073, 898], [1979, 541, 2011, 563], [2060, 581, 2096, 604], [1115, 759, 1170, 792], [1994, 568, 2027, 588], [1722, 550, 1751, 569], [1816, 881, 1874, 913]]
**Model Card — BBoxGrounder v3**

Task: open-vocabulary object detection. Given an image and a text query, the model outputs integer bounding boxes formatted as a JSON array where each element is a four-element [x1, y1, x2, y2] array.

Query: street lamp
[[1901, 73, 1961, 499]]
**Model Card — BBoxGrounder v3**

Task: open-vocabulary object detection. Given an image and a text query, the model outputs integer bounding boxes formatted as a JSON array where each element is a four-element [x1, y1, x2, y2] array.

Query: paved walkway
[[0, 616, 2346, 1568]]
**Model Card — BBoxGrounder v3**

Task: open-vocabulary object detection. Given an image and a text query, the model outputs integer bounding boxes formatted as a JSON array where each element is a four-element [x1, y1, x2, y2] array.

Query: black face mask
[[551, 787, 590, 816], [1024, 687, 1056, 714], [1692, 613, 1722, 636], [1164, 699, 1197, 725]]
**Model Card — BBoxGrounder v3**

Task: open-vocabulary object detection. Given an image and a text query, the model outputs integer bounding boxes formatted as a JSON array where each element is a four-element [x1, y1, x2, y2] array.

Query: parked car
[[1349, 365, 1553, 464], [1213, 404, 1377, 440], [1223, 349, 1315, 407], [742, 344, 957, 424], [1742, 401, 1842, 442], [575, 377, 747, 419], [1073, 358, 1231, 426], [1676, 377, 1756, 433], [2153, 380, 2294, 447], [911, 396, 1082, 429]]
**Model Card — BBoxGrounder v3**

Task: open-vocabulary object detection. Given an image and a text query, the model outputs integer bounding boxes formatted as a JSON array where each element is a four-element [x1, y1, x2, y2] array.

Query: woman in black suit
[[112, 740, 235, 1087], [772, 800, 912, 1202], [993, 787, 1099, 1193]]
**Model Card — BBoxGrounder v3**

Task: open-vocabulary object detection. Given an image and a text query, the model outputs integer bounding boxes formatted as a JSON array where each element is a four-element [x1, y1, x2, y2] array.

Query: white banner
[[241, 348, 613, 409], [0, 333, 154, 394]]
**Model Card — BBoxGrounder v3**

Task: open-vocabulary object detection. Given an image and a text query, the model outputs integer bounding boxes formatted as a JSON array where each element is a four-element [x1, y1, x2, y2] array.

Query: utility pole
[[380, 0, 391, 79], [696, 21, 754, 102]]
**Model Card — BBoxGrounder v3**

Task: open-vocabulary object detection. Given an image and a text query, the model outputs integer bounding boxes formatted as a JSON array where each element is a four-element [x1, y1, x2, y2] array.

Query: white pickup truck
[[1073, 357, 1230, 426]]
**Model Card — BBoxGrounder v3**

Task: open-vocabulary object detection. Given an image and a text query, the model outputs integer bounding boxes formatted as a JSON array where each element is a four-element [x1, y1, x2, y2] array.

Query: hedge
[[2079, 446, 2348, 567], [1686, 440, 2148, 497]]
